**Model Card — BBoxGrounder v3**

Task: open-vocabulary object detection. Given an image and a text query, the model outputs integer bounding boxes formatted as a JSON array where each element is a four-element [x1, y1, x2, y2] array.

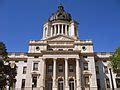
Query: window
[[83, 55, 87, 58], [84, 63, 88, 70], [96, 66, 99, 74], [34, 56, 39, 58], [69, 64, 74, 72], [68, 49, 73, 51], [58, 49, 63, 51], [69, 79, 74, 90], [24, 60, 27, 63], [15, 61, 19, 63], [47, 80, 52, 90], [106, 79, 110, 88], [103, 60, 107, 62], [32, 77, 37, 88], [58, 64, 63, 72], [33, 63, 38, 71], [48, 64, 52, 72], [104, 66, 108, 73], [85, 77, 89, 87], [23, 66, 27, 74], [21, 79, 25, 88], [36, 47, 40, 51], [58, 79, 64, 90], [97, 79, 101, 90], [82, 46, 86, 51], [116, 79, 120, 88]]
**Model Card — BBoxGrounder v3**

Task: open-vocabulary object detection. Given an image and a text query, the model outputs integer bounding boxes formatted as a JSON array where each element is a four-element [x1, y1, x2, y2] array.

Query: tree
[[0, 42, 8, 89], [0, 42, 17, 90], [0, 42, 8, 59], [110, 47, 120, 73]]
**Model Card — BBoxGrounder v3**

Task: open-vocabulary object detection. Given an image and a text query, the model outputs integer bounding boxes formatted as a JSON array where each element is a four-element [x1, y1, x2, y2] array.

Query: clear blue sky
[[0, 0, 120, 52]]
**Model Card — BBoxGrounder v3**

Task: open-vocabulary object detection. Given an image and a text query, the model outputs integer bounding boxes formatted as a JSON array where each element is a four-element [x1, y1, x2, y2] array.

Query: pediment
[[45, 35, 75, 41]]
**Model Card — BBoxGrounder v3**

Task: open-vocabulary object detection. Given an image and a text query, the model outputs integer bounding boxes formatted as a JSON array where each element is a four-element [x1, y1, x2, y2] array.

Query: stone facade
[[4, 5, 120, 90]]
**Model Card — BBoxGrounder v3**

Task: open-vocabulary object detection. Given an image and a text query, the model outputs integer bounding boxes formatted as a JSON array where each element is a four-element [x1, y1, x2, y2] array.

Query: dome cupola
[[43, 4, 78, 40], [49, 4, 72, 22]]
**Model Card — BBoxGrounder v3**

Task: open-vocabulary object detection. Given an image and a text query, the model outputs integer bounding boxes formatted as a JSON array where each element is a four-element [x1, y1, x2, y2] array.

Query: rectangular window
[[116, 79, 120, 88], [106, 79, 110, 88], [32, 77, 37, 88], [104, 66, 108, 73], [96, 66, 99, 74], [84, 63, 88, 70], [85, 77, 89, 87], [23, 66, 27, 74], [48, 80, 52, 90], [21, 79, 25, 88], [33, 63, 38, 71], [48, 64, 52, 72], [58, 64, 63, 72], [97, 79, 101, 90], [69, 64, 74, 72]]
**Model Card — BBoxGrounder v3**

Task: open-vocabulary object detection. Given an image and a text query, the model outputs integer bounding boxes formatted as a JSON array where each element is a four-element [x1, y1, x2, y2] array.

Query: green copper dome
[[49, 4, 72, 22]]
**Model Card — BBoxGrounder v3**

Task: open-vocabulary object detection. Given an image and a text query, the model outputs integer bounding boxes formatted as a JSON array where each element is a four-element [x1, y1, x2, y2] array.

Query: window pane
[[33, 63, 38, 71], [23, 66, 27, 74], [32, 77, 37, 87], [116, 79, 120, 88], [48, 64, 52, 72], [106, 79, 110, 88], [58, 64, 63, 72], [21, 79, 25, 88], [69, 64, 74, 72]]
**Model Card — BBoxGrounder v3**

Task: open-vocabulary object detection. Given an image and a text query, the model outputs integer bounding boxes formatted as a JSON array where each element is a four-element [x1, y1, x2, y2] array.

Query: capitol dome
[[49, 4, 72, 22]]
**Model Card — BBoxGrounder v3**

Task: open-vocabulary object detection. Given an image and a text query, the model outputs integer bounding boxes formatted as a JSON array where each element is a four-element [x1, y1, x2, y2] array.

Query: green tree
[[0, 42, 8, 89], [110, 47, 120, 73]]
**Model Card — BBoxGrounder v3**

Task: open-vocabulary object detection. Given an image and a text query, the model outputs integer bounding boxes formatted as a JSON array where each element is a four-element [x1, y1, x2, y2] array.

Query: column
[[39, 59, 46, 90], [51, 27, 53, 37], [54, 25, 56, 36], [65, 25, 67, 35], [58, 24, 60, 35], [53, 58, 57, 90], [62, 24, 63, 34], [76, 58, 81, 90], [65, 58, 69, 90]]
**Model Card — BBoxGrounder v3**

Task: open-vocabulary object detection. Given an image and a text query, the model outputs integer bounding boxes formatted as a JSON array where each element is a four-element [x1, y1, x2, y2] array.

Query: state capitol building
[[5, 4, 120, 90]]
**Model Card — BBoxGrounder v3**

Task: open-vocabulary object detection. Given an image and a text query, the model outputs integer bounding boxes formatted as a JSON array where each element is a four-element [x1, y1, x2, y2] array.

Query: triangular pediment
[[44, 35, 75, 41]]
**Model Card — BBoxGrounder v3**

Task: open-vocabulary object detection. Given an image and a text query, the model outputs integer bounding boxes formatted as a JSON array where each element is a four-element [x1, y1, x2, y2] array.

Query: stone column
[[62, 24, 63, 34], [65, 58, 69, 90], [58, 24, 60, 35], [41, 59, 46, 90], [51, 27, 53, 37], [65, 25, 67, 35], [54, 25, 56, 36], [76, 58, 81, 90], [53, 58, 57, 90]]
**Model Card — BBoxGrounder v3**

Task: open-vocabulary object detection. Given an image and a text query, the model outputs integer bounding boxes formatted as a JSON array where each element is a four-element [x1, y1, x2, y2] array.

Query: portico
[[42, 57, 81, 90]]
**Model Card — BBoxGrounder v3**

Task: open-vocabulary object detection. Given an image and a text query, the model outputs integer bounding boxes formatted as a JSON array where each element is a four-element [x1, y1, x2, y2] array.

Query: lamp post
[[108, 64, 114, 90]]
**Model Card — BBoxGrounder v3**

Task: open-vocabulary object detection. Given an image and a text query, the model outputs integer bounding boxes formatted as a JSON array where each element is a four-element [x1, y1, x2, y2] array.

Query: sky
[[0, 0, 120, 52]]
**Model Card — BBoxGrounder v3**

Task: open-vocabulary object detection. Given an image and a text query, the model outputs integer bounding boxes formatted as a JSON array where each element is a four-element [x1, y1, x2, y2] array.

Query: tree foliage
[[110, 47, 120, 72], [0, 42, 8, 59]]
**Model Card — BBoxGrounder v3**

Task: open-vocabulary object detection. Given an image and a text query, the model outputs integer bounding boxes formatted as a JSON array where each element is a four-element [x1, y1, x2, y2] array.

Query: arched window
[[58, 79, 64, 90], [69, 79, 74, 90]]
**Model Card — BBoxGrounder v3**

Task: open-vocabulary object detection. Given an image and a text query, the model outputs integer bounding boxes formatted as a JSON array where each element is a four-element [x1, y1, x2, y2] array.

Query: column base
[[76, 86, 81, 90], [53, 87, 57, 90], [65, 86, 69, 90]]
